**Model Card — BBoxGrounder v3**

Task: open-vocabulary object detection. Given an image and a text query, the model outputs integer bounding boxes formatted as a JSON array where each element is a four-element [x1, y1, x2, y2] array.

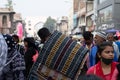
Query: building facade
[[24, 16, 47, 37], [86, 0, 94, 31], [73, 0, 95, 33], [13, 13, 26, 37], [95, 0, 120, 31], [56, 16, 68, 35], [0, 8, 15, 34], [77, 0, 86, 33], [68, 7, 73, 35]]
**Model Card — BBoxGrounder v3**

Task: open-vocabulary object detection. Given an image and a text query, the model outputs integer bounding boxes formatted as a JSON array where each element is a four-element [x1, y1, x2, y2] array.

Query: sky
[[0, 0, 73, 18]]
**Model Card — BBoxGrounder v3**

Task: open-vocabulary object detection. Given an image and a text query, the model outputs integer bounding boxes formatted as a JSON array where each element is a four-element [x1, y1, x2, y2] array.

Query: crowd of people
[[0, 27, 51, 80], [0, 27, 120, 80], [80, 31, 120, 80]]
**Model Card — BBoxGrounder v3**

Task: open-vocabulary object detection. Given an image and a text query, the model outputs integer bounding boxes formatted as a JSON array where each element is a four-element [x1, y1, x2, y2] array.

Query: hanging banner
[[17, 22, 23, 39]]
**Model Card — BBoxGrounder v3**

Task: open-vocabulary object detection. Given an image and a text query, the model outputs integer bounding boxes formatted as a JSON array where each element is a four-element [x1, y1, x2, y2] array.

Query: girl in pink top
[[87, 41, 118, 80]]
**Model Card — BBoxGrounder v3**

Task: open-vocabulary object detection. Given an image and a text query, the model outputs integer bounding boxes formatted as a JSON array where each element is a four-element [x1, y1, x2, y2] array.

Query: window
[[28, 20, 31, 26], [87, 16, 93, 27], [98, 0, 107, 4], [98, 5, 112, 23], [2, 16, 7, 26], [28, 28, 31, 30], [79, 16, 85, 24]]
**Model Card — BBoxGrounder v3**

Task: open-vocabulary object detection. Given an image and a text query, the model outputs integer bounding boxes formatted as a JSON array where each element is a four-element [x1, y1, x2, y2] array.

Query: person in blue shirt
[[90, 31, 118, 67]]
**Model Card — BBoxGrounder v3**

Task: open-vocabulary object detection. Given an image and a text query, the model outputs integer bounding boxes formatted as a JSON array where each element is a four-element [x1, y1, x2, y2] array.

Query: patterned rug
[[28, 31, 88, 80]]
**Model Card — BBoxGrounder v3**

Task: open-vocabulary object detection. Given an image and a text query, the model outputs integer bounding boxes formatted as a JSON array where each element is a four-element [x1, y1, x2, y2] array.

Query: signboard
[[97, 23, 114, 31], [96, 22, 120, 31]]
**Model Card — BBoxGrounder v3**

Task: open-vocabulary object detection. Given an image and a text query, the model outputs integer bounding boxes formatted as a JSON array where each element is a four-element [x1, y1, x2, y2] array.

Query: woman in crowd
[[12, 34, 25, 56], [87, 41, 118, 80], [0, 34, 25, 80], [24, 37, 38, 78]]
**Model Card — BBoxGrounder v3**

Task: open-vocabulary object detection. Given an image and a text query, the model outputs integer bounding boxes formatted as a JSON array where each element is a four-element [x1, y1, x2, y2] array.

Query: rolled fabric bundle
[[28, 30, 88, 80]]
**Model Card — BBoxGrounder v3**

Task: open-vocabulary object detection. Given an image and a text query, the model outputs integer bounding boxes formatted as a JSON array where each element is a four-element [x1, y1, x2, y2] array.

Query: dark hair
[[3, 34, 17, 53], [83, 31, 93, 40], [96, 41, 113, 64], [78, 74, 102, 80], [12, 34, 19, 43], [37, 27, 51, 43], [114, 36, 119, 40], [24, 37, 37, 49]]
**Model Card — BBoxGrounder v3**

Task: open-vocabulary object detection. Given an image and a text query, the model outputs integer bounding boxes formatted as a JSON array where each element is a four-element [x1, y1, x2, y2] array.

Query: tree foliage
[[5, 0, 14, 11], [43, 16, 56, 33]]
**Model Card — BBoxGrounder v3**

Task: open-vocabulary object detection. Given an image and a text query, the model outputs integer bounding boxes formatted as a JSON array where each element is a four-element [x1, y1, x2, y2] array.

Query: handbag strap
[[4, 50, 18, 66]]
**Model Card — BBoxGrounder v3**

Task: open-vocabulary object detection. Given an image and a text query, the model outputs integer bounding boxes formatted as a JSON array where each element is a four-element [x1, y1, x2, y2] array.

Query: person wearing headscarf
[[12, 34, 25, 56], [89, 31, 107, 67], [0, 34, 25, 80]]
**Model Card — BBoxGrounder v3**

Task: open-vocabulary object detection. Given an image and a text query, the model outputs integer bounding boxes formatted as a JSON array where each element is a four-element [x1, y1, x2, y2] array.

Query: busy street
[[0, 0, 120, 80]]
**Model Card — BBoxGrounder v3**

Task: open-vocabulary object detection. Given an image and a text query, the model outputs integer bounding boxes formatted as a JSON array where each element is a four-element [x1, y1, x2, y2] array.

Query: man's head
[[3, 34, 17, 53], [107, 33, 114, 42], [94, 31, 106, 45], [12, 34, 19, 43], [83, 31, 93, 45], [37, 27, 51, 43]]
